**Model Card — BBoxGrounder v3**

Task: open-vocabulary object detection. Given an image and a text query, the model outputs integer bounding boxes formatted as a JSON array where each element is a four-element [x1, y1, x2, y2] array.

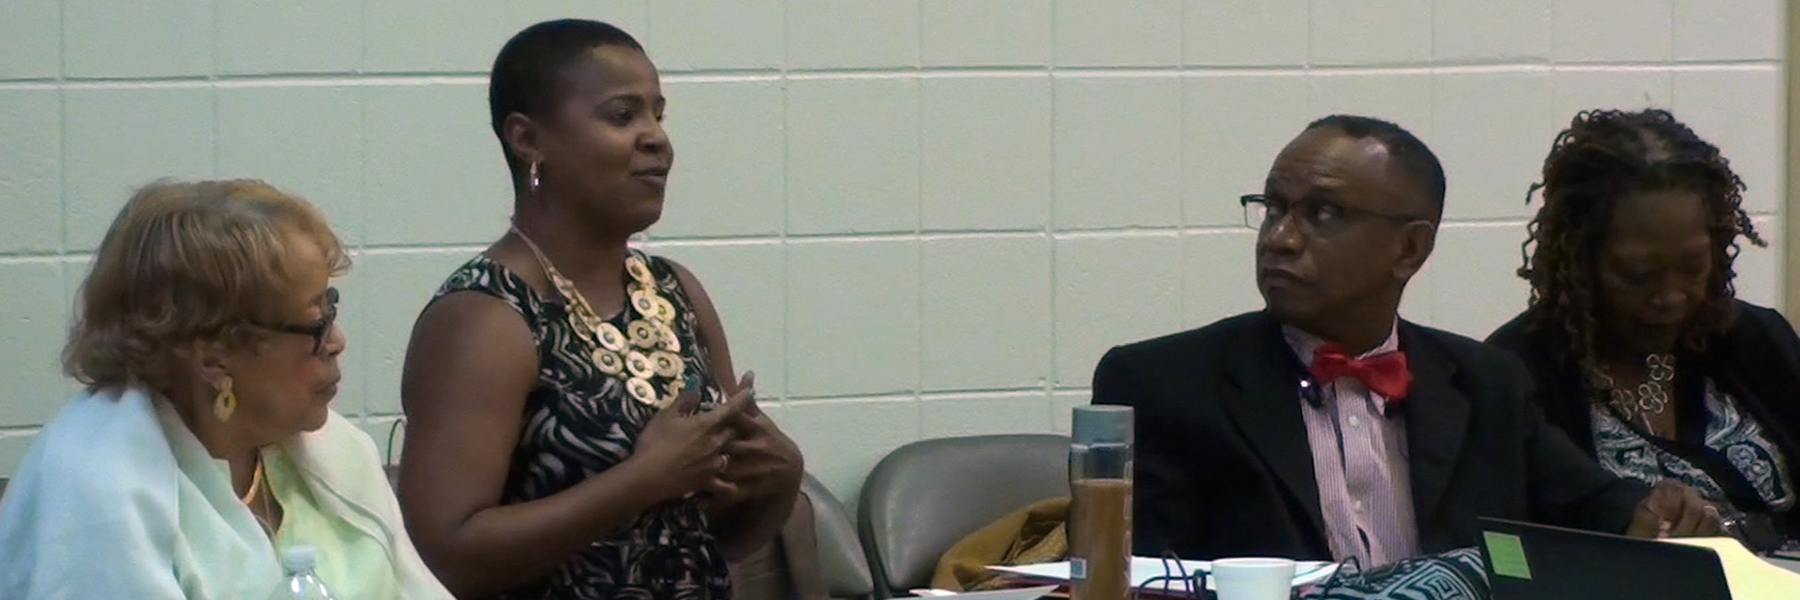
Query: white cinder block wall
[[0, 0, 1786, 504]]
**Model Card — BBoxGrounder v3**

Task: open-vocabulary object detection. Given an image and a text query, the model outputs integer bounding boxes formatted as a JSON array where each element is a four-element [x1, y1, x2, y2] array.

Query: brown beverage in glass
[[1070, 477, 1131, 600], [1069, 405, 1133, 600]]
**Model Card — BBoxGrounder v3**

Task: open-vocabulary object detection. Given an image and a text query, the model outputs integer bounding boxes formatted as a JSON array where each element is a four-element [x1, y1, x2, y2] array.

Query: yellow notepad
[[1663, 537, 1800, 600]]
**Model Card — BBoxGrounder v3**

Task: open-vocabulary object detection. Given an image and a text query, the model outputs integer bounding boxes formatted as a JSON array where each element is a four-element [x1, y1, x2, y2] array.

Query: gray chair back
[[805, 473, 875, 599], [733, 472, 874, 600], [857, 434, 1070, 598]]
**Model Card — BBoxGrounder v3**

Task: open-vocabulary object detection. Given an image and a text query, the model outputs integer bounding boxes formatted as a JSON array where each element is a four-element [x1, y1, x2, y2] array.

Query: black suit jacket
[[1486, 300, 1800, 536], [1092, 311, 1650, 561]]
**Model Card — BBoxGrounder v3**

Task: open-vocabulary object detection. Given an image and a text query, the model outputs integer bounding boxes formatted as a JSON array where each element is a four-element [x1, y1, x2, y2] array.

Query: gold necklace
[[240, 458, 276, 537], [511, 226, 688, 407]]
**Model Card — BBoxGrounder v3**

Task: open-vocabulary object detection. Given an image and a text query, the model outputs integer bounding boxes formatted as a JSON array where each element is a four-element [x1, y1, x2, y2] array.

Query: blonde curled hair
[[64, 179, 350, 392]]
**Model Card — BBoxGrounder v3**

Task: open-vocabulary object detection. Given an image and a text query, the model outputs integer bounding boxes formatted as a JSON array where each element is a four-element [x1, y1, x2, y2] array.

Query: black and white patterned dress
[[1593, 379, 1797, 515], [430, 250, 731, 600]]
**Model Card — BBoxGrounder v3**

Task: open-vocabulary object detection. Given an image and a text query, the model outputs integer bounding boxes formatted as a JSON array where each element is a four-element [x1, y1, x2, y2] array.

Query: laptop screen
[[1478, 517, 1731, 600]]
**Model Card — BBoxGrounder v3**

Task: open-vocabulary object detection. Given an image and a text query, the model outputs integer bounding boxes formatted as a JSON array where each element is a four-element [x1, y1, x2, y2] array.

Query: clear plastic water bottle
[[269, 546, 339, 600]]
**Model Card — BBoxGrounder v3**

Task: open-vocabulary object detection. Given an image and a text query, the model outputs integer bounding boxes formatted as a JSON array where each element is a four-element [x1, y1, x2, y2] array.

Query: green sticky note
[[1483, 531, 1533, 580]]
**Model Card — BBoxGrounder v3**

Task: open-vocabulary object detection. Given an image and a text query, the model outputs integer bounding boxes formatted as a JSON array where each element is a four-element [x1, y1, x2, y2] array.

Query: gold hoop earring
[[213, 378, 238, 422], [529, 161, 541, 197]]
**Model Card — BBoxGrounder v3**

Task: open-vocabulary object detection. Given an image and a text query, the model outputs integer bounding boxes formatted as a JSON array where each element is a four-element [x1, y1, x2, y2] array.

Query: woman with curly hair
[[0, 180, 453, 599], [1488, 108, 1800, 551]]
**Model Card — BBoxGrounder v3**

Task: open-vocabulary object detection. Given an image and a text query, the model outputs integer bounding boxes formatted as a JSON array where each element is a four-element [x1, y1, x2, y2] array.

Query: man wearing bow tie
[[1091, 115, 1721, 566]]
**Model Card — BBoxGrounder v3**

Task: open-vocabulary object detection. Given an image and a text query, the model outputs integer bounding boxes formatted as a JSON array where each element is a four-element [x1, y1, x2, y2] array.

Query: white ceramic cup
[[1210, 557, 1297, 600]]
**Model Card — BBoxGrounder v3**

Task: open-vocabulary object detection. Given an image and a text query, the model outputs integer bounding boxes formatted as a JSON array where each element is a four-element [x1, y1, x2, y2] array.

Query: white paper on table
[[989, 557, 1338, 591], [908, 585, 1062, 599], [1663, 537, 1800, 600]]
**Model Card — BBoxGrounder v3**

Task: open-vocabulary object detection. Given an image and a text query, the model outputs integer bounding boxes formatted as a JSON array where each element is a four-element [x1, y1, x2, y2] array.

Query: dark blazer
[[1486, 300, 1800, 536], [1092, 311, 1650, 561]]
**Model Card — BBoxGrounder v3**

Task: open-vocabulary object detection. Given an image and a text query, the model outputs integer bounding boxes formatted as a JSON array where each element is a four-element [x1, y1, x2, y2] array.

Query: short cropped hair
[[64, 179, 351, 391], [1306, 115, 1447, 220], [488, 19, 645, 187]]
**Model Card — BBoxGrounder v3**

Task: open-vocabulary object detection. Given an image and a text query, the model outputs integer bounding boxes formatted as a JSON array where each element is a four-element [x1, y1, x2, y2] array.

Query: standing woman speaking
[[397, 19, 803, 600]]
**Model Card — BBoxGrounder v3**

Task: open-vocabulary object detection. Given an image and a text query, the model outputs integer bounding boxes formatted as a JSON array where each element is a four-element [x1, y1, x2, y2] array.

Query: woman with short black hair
[[397, 19, 804, 600]]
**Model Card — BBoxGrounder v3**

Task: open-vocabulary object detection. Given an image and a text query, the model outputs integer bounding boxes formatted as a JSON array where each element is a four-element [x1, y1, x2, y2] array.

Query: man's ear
[[1393, 220, 1437, 282], [502, 112, 543, 169]]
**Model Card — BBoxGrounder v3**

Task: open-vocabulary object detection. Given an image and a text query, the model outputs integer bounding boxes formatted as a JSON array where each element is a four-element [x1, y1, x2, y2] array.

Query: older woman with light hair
[[0, 180, 451, 600]]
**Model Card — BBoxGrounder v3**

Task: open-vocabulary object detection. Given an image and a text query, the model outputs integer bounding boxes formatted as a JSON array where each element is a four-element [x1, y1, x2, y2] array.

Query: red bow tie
[[1310, 343, 1413, 402]]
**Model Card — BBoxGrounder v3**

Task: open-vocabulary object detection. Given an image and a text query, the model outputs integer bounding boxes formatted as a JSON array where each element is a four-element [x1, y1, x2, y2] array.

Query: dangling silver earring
[[528, 161, 541, 198]]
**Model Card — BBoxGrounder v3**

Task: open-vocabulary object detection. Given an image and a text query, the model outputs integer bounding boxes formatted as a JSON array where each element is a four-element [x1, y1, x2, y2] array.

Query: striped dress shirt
[[1283, 325, 1420, 567]]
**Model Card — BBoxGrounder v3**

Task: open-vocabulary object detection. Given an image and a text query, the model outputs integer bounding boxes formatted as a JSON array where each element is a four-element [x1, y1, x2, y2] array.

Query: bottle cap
[[1071, 405, 1132, 445], [282, 545, 318, 572]]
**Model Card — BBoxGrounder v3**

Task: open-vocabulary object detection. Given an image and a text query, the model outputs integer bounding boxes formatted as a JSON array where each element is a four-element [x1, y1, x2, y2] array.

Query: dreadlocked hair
[[1519, 108, 1765, 375]]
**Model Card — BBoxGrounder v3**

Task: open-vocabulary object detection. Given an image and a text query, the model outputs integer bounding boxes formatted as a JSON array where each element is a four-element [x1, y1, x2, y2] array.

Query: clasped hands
[[632, 371, 803, 506]]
